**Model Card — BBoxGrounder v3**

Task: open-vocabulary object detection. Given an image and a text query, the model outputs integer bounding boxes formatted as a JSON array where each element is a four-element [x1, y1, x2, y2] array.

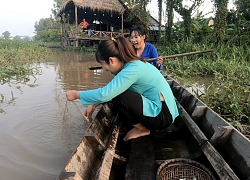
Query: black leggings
[[111, 90, 172, 130]]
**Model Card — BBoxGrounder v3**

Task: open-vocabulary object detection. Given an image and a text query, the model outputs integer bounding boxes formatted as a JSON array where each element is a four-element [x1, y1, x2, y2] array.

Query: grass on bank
[[158, 42, 250, 137]]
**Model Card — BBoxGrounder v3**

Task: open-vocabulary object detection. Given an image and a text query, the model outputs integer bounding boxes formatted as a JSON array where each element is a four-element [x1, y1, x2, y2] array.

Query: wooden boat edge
[[165, 75, 250, 179]]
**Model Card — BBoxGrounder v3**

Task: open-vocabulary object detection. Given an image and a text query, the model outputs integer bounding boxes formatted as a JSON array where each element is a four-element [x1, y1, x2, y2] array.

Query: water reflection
[[174, 76, 212, 98]]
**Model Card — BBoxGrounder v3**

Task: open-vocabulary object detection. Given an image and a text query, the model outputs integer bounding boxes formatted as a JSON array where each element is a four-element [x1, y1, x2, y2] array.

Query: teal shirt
[[80, 60, 179, 121]]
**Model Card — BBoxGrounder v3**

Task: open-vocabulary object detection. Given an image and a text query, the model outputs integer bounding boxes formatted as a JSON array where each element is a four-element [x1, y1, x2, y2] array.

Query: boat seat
[[210, 126, 234, 146]]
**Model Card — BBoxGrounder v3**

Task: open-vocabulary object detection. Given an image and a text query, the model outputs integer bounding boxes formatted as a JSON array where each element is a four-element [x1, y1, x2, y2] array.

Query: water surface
[[0, 51, 113, 180]]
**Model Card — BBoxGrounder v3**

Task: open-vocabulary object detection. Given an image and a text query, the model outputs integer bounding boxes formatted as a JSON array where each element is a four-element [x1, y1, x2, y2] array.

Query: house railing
[[61, 30, 130, 47], [69, 30, 129, 39]]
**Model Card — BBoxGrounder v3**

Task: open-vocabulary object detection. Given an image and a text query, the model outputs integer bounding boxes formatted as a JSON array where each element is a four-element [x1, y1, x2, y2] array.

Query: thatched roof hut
[[57, 0, 162, 46], [57, 0, 160, 33], [57, 0, 139, 33]]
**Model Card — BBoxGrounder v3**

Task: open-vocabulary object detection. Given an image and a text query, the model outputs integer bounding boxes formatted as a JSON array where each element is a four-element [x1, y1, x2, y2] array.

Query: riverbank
[[158, 43, 250, 138]]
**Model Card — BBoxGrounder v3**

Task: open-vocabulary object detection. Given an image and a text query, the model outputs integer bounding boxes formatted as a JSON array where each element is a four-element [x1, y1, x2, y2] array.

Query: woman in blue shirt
[[130, 26, 163, 70], [66, 37, 178, 141]]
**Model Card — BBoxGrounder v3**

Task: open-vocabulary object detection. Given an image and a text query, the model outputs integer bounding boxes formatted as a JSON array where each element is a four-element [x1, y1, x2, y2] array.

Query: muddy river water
[[0, 51, 114, 180], [0, 50, 208, 180]]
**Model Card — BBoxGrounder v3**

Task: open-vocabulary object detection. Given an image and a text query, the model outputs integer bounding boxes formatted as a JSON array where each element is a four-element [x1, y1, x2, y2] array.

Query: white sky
[[0, 0, 54, 37], [148, 0, 214, 23], [148, 0, 235, 23], [0, 0, 235, 37]]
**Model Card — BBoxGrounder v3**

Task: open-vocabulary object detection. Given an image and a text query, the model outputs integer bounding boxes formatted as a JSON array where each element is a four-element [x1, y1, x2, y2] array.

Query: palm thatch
[[58, 0, 126, 15], [58, 0, 126, 14]]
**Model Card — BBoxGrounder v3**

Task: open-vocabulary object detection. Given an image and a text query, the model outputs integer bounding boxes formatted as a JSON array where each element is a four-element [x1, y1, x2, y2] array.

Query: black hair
[[129, 25, 147, 37], [95, 37, 145, 64]]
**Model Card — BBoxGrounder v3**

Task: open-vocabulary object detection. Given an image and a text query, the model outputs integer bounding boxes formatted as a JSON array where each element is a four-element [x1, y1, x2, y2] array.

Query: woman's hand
[[84, 104, 99, 118], [157, 56, 163, 67], [66, 90, 80, 101]]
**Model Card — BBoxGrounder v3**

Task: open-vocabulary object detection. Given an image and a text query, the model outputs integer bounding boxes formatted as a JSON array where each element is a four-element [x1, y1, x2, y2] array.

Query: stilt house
[[57, 0, 160, 46]]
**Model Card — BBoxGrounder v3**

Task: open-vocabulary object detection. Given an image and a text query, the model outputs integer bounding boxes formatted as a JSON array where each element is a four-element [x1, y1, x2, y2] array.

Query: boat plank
[[57, 105, 117, 180], [125, 136, 156, 180], [95, 115, 120, 180], [191, 105, 207, 120]]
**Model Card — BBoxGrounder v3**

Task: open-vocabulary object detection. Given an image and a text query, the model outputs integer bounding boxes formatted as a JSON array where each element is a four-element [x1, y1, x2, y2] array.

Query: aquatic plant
[[0, 39, 50, 85]]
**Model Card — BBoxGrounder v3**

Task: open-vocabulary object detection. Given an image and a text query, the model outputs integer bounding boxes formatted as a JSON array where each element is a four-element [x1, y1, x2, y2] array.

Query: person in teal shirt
[[66, 37, 178, 141]]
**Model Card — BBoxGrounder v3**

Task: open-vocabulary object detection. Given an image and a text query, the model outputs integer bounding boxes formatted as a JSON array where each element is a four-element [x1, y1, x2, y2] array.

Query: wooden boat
[[57, 75, 250, 180]]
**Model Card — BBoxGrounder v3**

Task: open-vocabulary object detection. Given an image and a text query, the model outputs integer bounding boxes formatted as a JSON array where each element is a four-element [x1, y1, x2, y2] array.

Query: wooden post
[[60, 16, 63, 34], [75, 5, 78, 47], [121, 13, 124, 34], [63, 16, 66, 34]]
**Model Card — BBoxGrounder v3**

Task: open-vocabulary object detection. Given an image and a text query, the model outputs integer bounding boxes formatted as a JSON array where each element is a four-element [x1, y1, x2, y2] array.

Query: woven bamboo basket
[[157, 158, 216, 180]]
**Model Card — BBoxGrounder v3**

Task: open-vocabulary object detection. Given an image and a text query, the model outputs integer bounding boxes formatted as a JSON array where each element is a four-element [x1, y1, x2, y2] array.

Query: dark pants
[[111, 90, 172, 130]]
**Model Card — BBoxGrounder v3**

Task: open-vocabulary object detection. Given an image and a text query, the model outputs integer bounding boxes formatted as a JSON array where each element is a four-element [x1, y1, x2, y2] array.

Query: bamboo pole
[[147, 49, 213, 62], [88, 49, 214, 70]]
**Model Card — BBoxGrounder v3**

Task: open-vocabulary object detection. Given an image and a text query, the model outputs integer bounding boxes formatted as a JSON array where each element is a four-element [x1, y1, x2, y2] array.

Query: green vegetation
[[148, 0, 250, 137], [34, 17, 61, 43], [158, 42, 250, 136], [0, 39, 50, 84]]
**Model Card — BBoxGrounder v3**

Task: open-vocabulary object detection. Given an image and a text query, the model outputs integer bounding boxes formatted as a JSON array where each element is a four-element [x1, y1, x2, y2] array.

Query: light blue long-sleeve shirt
[[80, 60, 179, 121]]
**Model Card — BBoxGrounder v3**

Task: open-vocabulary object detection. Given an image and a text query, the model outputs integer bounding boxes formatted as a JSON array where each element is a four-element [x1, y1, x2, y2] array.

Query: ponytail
[[95, 37, 145, 64]]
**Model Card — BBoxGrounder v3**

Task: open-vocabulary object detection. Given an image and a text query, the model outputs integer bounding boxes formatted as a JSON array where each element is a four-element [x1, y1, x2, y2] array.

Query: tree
[[123, 0, 151, 26], [157, 0, 163, 42], [34, 17, 61, 42], [34, 17, 60, 33], [34, 29, 61, 42], [51, 0, 65, 17], [33, 0, 62, 42], [2, 31, 11, 39], [165, 0, 174, 44], [235, 0, 250, 21], [13, 35, 21, 40], [214, 0, 229, 43], [23, 36, 31, 41], [173, 0, 204, 40]]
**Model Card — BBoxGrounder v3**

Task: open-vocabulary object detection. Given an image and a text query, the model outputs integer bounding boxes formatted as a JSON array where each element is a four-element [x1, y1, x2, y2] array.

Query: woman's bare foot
[[123, 123, 150, 141]]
